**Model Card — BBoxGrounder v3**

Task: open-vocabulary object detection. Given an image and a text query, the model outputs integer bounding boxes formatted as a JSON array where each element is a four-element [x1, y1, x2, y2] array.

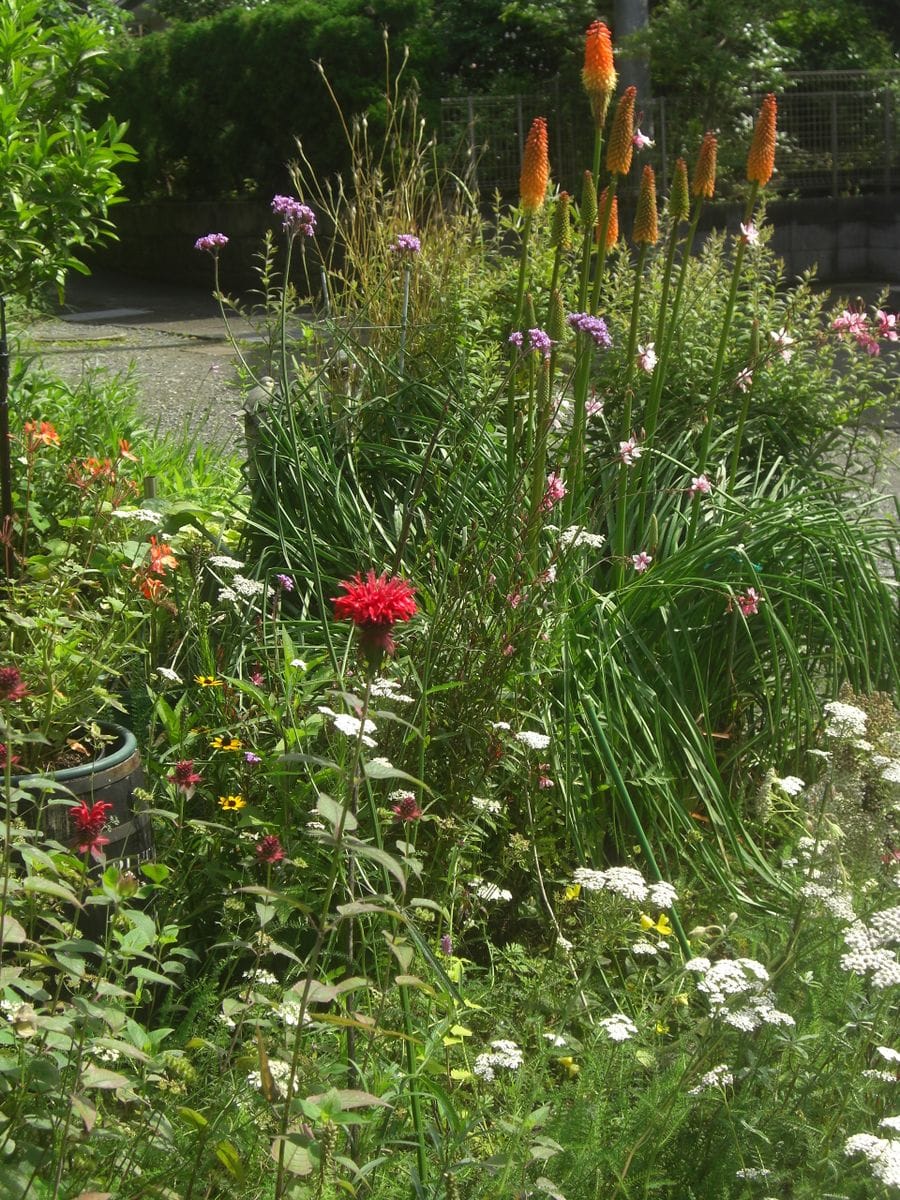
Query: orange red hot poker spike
[[606, 86, 636, 177], [519, 116, 549, 213], [747, 93, 777, 186], [582, 20, 617, 127]]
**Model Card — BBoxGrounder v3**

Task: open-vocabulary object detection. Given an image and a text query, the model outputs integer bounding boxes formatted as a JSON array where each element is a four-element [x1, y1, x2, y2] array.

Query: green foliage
[[0, 0, 135, 296], [100, 0, 432, 201]]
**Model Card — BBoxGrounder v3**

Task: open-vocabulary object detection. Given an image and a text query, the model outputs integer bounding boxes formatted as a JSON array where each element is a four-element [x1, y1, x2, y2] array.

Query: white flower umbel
[[248, 1059, 295, 1098], [471, 796, 502, 816], [776, 775, 806, 796], [156, 667, 182, 683], [823, 700, 868, 739], [473, 1038, 523, 1081], [735, 1167, 771, 1181], [112, 507, 163, 524], [208, 555, 245, 570], [232, 575, 266, 598], [370, 677, 414, 703], [631, 941, 659, 957], [559, 526, 607, 550], [648, 880, 679, 909], [878, 1047, 900, 1063], [598, 1014, 638, 1042], [689, 1063, 734, 1095], [689, 958, 794, 1031], [317, 706, 377, 748], [469, 877, 513, 902], [516, 730, 550, 751], [845, 1131, 900, 1188]]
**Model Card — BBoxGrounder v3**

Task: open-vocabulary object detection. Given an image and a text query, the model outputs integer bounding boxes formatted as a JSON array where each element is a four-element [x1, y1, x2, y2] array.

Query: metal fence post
[[885, 84, 893, 196], [658, 96, 668, 195], [830, 92, 839, 199], [466, 96, 477, 194]]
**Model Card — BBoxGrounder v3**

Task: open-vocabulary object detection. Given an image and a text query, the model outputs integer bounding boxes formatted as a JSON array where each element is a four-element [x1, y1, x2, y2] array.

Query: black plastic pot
[[13, 723, 154, 867]]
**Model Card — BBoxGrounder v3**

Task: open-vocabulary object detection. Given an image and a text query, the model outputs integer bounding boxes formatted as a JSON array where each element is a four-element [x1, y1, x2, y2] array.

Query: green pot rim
[[12, 723, 137, 785]]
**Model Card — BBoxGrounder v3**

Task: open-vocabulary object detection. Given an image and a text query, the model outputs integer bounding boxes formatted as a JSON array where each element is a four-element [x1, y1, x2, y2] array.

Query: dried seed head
[[520, 117, 550, 212], [747, 93, 777, 186], [668, 157, 690, 222], [606, 86, 637, 176], [691, 131, 718, 199], [632, 165, 659, 245], [582, 21, 617, 128], [549, 191, 572, 250], [596, 188, 619, 249]]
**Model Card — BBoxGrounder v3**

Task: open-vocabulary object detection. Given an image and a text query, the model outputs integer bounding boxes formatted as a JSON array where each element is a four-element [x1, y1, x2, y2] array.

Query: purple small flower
[[440, 934, 453, 955], [390, 233, 421, 255], [566, 312, 612, 350], [275, 573, 294, 592], [271, 195, 316, 238], [508, 327, 553, 360], [195, 232, 229, 254], [244, 751, 262, 765]]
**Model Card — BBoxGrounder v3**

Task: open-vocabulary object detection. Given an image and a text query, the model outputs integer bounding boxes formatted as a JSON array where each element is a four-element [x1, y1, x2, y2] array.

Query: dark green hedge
[[100, 0, 431, 201]]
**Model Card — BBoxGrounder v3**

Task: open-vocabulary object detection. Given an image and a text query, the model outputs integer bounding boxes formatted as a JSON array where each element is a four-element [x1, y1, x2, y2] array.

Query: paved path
[[22, 269, 252, 446]]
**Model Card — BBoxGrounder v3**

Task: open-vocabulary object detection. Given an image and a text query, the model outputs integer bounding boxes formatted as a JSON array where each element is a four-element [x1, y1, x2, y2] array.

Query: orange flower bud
[[595, 188, 619, 249], [606, 86, 636, 176], [691, 131, 717, 199], [747, 93, 777, 186], [668, 157, 690, 222], [582, 21, 617, 127], [632, 165, 659, 245], [519, 117, 550, 212]]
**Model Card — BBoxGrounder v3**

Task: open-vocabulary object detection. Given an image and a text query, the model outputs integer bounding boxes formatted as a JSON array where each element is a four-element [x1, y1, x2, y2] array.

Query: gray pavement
[[21, 269, 257, 447]]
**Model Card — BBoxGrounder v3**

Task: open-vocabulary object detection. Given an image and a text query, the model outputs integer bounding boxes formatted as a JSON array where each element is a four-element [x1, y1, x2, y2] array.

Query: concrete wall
[[95, 194, 900, 290]]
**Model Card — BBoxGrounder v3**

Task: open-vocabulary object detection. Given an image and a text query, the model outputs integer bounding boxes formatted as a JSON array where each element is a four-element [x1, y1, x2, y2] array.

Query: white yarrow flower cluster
[[471, 796, 502, 816], [112, 507, 163, 524], [156, 666, 182, 683], [598, 1014, 638, 1042], [559, 526, 607, 550], [515, 730, 551, 751], [247, 1059, 295, 1098], [688, 958, 794, 1032], [845, 1131, 900, 1188], [841, 909, 900, 988], [473, 1039, 523, 1081], [572, 866, 678, 908], [370, 678, 414, 703], [470, 877, 513, 902], [776, 775, 805, 795], [823, 700, 868, 739], [734, 1167, 771, 1181], [689, 1063, 734, 1095], [208, 554, 245, 570], [318, 706, 377, 748]]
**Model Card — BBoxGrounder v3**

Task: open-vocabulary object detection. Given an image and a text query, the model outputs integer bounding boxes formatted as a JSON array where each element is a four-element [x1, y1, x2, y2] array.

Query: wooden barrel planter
[[14, 724, 154, 868]]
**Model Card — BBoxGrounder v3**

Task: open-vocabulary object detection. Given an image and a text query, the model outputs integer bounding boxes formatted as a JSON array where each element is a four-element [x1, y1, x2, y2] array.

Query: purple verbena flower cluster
[[194, 232, 229, 254], [390, 233, 421, 255], [508, 327, 553, 360], [271, 195, 316, 238], [566, 312, 612, 349]]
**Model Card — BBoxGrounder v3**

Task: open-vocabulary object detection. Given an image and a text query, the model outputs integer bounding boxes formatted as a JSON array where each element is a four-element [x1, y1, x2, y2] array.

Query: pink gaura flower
[[632, 128, 654, 151], [736, 587, 762, 617], [769, 327, 794, 362], [739, 222, 759, 247], [542, 472, 567, 511], [736, 368, 753, 392], [631, 551, 653, 573], [876, 309, 898, 341], [690, 474, 712, 495], [636, 343, 657, 373], [619, 438, 642, 466]]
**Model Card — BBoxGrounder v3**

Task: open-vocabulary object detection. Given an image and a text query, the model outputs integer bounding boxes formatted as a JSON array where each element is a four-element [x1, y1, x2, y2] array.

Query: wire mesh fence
[[440, 71, 899, 202]]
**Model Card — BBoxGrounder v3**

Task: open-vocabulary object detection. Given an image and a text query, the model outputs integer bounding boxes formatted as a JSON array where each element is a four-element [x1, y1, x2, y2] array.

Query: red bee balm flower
[[70, 799, 113, 860], [334, 570, 417, 660], [255, 834, 285, 864], [168, 759, 202, 798], [0, 667, 28, 702]]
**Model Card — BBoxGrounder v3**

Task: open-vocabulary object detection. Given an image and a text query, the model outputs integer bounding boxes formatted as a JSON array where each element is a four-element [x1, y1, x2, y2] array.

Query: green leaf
[[271, 1135, 313, 1176], [342, 838, 406, 888], [0, 912, 27, 944]]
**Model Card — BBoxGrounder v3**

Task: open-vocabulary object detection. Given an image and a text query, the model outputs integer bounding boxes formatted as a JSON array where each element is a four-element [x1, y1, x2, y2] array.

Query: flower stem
[[727, 319, 760, 494], [688, 184, 759, 543], [613, 242, 649, 589], [398, 264, 411, 374], [506, 211, 533, 494]]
